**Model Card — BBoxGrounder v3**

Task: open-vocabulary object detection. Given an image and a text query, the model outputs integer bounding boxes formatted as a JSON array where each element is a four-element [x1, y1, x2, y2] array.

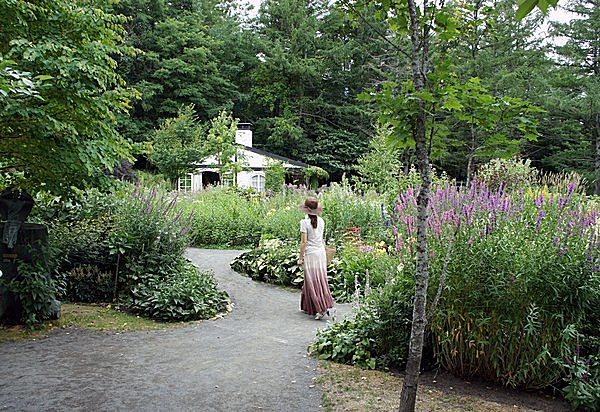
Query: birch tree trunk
[[399, 0, 432, 409]]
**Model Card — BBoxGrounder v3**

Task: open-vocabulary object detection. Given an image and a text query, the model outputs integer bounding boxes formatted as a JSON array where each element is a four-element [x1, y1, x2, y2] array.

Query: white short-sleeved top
[[300, 215, 325, 254]]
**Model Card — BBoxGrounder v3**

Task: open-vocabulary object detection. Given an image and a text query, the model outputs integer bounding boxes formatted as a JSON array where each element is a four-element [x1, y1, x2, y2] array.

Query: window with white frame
[[251, 173, 266, 192], [178, 173, 193, 192]]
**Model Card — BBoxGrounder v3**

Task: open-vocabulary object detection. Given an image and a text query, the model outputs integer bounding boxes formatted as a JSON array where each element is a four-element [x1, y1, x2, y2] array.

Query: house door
[[202, 171, 220, 188]]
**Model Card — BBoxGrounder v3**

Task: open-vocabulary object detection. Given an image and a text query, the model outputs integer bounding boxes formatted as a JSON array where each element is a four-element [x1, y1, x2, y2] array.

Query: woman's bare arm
[[298, 232, 308, 265]]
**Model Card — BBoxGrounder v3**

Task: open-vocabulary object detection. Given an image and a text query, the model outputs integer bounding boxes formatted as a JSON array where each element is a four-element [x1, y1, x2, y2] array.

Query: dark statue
[[0, 189, 60, 324], [0, 190, 34, 248]]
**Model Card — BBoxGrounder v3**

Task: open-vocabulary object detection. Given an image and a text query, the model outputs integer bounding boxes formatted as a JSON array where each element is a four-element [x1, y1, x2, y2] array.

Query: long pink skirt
[[301, 250, 334, 315]]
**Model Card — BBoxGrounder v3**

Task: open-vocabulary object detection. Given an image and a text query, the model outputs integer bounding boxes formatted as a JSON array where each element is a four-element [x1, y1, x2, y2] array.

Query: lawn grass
[[0, 303, 183, 343]]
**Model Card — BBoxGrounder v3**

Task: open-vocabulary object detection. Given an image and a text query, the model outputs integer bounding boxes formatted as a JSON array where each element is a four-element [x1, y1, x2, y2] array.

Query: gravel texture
[[0, 248, 350, 412]]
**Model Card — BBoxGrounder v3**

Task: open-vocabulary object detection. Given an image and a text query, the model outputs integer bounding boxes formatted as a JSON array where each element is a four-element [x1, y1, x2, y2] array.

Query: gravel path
[[0, 248, 350, 412]]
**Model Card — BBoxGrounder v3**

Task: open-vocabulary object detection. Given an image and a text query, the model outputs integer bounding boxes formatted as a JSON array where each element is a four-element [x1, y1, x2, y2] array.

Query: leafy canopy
[[150, 105, 207, 183], [0, 0, 137, 196]]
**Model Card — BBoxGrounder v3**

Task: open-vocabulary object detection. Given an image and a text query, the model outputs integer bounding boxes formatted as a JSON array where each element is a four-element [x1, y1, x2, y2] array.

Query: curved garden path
[[0, 248, 351, 412]]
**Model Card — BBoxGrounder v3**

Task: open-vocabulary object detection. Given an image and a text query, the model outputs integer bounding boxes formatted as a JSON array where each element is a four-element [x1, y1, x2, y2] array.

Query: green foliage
[[327, 242, 400, 303], [562, 351, 600, 411], [182, 187, 262, 247], [516, 0, 558, 20], [355, 124, 402, 195], [247, 0, 378, 175], [37, 186, 228, 322], [135, 170, 172, 192], [311, 315, 377, 369], [418, 184, 599, 390], [179, 183, 389, 248], [260, 198, 305, 242], [114, 0, 241, 140], [45, 189, 123, 303], [311, 276, 415, 369], [63, 265, 114, 304], [0, 243, 59, 328], [320, 181, 385, 242], [308, 180, 597, 409], [264, 161, 287, 193], [127, 261, 228, 322], [230, 239, 304, 286], [230, 237, 402, 305], [475, 157, 538, 190], [364, 75, 541, 182], [150, 105, 206, 184], [205, 110, 242, 178], [0, 0, 137, 196], [547, 0, 599, 194], [303, 166, 329, 190]]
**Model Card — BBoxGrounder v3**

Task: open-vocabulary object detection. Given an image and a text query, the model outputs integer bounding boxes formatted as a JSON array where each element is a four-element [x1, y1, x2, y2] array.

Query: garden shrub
[[36, 188, 123, 300], [311, 178, 597, 410], [109, 187, 229, 321], [50, 214, 118, 300], [389, 180, 598, 391], [475, 157, 538, 190], [327, 241, 400, 303], [0, 243, 60, 327], [311, 312, 378, 369], [230, 236, 402, 304], [321, 180, 384, 242], [265, 161, 287, 193], [311, 275, 415, 369], [554, 325, 600, 411], [32, 186, 229, 323], [127, 260, 228, 322], [181, 182, 387, 247], [64, 265, 114, 303], [355, 124, 402, 195]]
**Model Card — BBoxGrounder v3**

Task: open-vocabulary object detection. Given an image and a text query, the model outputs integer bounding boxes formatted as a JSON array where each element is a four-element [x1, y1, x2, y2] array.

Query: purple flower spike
[[536, 209, 545, 228]]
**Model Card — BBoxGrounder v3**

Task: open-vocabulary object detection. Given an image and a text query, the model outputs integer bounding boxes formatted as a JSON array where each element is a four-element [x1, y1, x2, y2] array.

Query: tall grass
[[179, 183, 385, 246], [180, 188, 263, 246]]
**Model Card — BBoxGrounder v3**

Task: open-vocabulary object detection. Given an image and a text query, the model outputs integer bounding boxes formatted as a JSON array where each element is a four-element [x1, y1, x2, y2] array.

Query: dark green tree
[[114, 0, 242, 143], [248, 0, 385, 178], [431, 0, 548, 180], [547, 0, 599, 194]]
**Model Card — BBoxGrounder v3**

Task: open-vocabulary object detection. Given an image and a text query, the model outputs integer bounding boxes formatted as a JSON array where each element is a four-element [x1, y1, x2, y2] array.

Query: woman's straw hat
[[299, 197, 322, 215]]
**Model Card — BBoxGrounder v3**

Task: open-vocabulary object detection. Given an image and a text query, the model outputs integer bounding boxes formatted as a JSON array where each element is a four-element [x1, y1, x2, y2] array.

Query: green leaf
[[34, 74, 53, 81], [516, 0, 538, 21], [442, 97, 464, 111]]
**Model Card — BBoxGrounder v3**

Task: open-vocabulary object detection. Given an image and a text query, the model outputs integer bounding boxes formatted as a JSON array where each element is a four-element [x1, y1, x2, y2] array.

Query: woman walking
[[297, 197, 335, 320]]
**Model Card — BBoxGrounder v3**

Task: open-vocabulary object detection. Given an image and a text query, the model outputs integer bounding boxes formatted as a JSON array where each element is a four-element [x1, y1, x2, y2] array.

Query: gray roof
[[240, 145, 309, 169]]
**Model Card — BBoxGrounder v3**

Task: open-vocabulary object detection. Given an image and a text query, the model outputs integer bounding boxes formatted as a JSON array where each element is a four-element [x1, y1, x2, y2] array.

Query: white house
[[178, 123, 309, 193]]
